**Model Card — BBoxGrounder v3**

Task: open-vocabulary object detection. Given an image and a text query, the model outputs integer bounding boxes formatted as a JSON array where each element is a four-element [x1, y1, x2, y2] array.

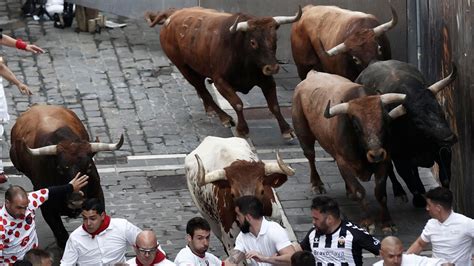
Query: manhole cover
[[149, 175, 187, 191]]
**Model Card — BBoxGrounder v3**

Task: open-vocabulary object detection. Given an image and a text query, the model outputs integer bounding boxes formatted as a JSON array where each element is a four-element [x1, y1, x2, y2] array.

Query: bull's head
[[390, 64, 458, 148], [194, 152, 294, 216], [229, 6, 302, 76], [323, 6, 397, 72], [26, 134, 124, 210], [324, 93, 406, 163]]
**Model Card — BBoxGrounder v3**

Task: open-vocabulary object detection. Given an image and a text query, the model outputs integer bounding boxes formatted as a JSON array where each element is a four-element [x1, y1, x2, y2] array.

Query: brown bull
[[145, 7, 302, 139], [9, 105, 123, 248], [292, 71, 405, 233], [291, 5, 397, 81]]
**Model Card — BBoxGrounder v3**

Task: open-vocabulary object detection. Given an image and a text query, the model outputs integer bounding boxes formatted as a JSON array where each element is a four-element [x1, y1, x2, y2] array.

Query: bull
[[291, 5, 397, 81], [184, 136, 295, 253], [145, 7, 302, 139], [292, 70, 405, 233], [9, 104, 124, 248], [355, 60, 457, 207]]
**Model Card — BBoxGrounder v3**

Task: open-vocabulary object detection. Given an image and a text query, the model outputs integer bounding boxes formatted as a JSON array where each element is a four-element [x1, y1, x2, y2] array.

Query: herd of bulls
[[6, 4, 457, 254]]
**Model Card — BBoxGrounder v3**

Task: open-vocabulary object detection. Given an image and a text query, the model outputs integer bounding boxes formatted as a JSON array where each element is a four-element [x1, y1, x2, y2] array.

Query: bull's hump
[[170, 7, 232, 22]]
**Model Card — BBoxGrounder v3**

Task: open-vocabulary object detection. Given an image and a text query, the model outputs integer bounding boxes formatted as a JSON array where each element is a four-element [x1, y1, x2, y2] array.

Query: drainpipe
[[416, 0, 422, 70]]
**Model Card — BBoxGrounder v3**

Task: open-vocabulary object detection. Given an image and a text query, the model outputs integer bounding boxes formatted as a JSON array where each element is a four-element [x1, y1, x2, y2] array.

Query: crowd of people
[[0, 177, 472, 265]]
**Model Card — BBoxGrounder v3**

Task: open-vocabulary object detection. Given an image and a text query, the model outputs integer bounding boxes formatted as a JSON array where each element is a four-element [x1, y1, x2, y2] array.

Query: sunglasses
[[136, 246, 158, 254]]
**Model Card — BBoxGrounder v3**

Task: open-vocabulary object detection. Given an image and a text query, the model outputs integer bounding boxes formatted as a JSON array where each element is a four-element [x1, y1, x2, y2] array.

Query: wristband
[[15, 39, 28, 50]]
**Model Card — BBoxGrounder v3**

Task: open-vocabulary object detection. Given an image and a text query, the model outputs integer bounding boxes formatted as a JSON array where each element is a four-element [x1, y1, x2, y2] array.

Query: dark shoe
[[0, 173, 8, 184]]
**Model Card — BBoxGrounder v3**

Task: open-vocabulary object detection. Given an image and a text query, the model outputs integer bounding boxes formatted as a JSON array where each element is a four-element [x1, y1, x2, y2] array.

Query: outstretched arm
[[246, 245, 295, 265], [407, 237, 428, 254], [0, 58, 32, 95], [0, 33, 44, 54]]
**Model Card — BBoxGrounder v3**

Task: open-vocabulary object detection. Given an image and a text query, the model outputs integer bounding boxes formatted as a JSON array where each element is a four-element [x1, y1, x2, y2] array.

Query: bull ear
[[373, 5, 398, 36], [428, 63, 457, 94]]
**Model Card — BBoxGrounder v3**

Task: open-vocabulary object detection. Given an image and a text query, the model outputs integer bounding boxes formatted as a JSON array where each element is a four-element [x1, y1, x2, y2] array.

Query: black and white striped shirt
[[300, 220, 380, 266]]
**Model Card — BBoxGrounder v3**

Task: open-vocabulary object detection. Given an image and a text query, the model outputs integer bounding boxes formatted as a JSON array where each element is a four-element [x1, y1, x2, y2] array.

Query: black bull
[[9, 105, 123, 248], [356, 60, 457, 207]]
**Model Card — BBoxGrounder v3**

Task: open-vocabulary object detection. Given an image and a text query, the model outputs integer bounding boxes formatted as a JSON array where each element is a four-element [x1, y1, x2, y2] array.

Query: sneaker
[[0, 172, 8, 184]]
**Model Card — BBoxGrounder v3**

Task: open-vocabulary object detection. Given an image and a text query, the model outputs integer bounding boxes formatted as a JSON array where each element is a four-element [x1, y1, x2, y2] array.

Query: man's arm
[[224, 249, 246, 266], [246, 245, 295, 265], [48, 173, 89, 201], [0, 33, 45, 53], [407, 237, 428, 254], [60, 238, 79, 265]]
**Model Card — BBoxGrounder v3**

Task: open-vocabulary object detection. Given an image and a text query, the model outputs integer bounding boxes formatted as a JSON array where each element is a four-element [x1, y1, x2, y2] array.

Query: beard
[[239, 219, 251, 233]]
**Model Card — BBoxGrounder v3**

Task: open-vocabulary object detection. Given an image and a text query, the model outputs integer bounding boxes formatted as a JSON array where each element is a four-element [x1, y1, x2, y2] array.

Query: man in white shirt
[[174, 217, 223, 266], [407, 187, 474, 265], [60, 198, 142, 265], [127, 229, 175, 266], [225, 196, 295, 266], [374, 236, 449, 266]]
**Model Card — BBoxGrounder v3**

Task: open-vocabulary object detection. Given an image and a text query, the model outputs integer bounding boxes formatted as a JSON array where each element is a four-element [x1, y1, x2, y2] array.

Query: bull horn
[[324, 100, 349, 118], [388, 104, 407, 119], [229, 16, 249, 33], [264, 151, 295, 176], [195, 154, 227, 187], [428, 64, 457, 94], [27, 145, 58, 156], [325, 42, 348, 57], [90, 134, 124, 153], [273, 5, 302, 25], [373, 5, 398, 36], [380, 93, 406, 105]]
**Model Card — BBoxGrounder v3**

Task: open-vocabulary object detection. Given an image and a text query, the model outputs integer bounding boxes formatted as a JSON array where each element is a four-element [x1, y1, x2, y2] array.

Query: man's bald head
[[380, 236, 404, 266], [5, 185, 27, 201], [136, 229, 157, 246]]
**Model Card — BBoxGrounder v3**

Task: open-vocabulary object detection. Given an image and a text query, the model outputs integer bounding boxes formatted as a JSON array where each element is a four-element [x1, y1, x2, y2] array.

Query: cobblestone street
[[0, 1, 438, 264]]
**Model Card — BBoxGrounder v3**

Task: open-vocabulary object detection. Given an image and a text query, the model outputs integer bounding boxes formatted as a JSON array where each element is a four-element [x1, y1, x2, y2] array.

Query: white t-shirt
[[0, 189, 50, 264], [373, 254, 447, 265], [234, 218, 292, 266], [174, 245, 222, 266], [60, 218, 141, 265], [420, 211, 474, 266]]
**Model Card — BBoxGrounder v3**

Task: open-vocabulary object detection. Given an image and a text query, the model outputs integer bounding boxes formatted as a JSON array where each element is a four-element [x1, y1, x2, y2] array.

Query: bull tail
[[144, 8, 177, 27]]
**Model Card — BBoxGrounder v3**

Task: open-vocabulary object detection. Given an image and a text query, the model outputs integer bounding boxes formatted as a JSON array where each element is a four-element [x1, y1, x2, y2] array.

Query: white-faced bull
[[292, 70, 406, 233], [291, 5, 397, 81], [9, 105, 124, 248], [145, 7, 302, 139], [185, 136, 295, 253], [356, 60, 457, 207]]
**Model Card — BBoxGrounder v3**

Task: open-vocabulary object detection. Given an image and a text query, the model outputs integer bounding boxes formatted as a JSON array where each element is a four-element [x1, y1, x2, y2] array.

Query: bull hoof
[[412, 194, 426, 208], [312, 185, 327, 194], [367, 224, 376, 235], [282, 130, 296, 141], [222, 118, 236, 128], [395, 194, 409, 205], [382, 225, 397, 236]]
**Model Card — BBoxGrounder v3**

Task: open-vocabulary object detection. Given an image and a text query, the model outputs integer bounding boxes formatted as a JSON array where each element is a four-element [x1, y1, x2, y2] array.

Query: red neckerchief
[[82, 215, 111, 239], [136, 248, 166, 265]]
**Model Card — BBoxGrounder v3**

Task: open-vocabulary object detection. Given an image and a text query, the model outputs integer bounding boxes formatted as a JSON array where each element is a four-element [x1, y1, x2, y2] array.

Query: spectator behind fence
[[225, 195, 295, 265], [174, 217, 222, 266], [24, 248, 53, 266], [297, 196, 381, 266], [407, 187, 474, 265], [60, 198, 142, 264], [374, 236, 450, 266], [127, 229, 175, 266], [0, 173, 88, 264], [291, 251, 315, 266]]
